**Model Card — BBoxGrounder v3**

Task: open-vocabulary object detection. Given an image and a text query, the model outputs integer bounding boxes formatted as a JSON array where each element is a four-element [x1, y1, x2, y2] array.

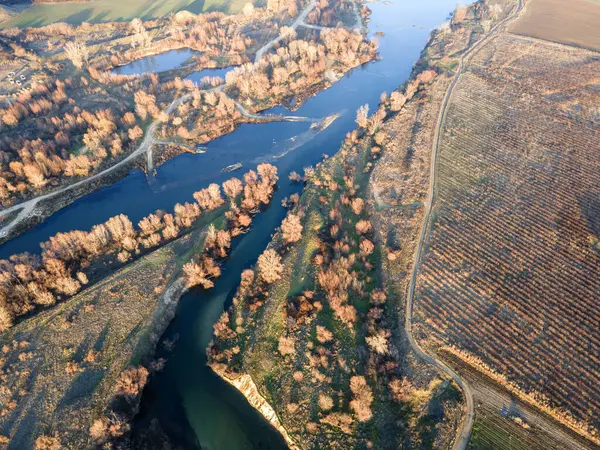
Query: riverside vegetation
[[207, 0, 600, 449], [207, 56, 465, 449], [0, 0, 378, 445], [0, 0, 376, 241], [0, 163, 279, 448]]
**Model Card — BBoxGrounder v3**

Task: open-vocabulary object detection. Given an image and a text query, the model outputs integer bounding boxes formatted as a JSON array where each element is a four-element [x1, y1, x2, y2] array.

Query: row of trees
[[224, 27, 377, 104], [0, 164, 278, 332], [182, 164, 279, 288]]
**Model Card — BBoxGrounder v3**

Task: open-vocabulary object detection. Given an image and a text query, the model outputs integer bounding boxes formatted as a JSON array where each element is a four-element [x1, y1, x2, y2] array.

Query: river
[[0, 0, 462, 448]]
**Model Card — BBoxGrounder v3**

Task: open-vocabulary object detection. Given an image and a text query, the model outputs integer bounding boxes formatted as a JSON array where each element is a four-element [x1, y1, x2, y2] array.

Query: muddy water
[[1, 1, 465, 448]]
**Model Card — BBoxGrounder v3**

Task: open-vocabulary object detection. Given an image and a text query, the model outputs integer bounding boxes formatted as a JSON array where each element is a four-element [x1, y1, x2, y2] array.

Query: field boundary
[[506, 31, 600, 55]]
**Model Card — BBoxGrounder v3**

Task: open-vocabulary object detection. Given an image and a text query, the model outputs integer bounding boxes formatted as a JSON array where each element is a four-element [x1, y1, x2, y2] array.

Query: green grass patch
[[469, 415, 530, 450], [2, 0, 255, 28]]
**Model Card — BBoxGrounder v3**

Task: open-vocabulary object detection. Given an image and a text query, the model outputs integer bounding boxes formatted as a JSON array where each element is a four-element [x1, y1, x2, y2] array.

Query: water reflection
[[113, 48, 197, 75]]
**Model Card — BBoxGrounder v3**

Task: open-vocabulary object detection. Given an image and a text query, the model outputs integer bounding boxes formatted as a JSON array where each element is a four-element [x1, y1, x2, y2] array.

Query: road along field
[[509, 0, 600, 52], [439, 350, 595, 450], [413, 28, 600, 446]]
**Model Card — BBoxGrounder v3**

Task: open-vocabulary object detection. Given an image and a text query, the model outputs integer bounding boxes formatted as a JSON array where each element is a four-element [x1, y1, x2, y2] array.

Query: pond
[[113, 48, 197, 76], [185, 66, 237, 84], [1, 0, 465, 448]]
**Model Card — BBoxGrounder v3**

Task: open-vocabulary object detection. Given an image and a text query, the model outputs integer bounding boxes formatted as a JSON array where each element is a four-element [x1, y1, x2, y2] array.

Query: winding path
[[404, 2, 523, 449], [254, 0, 317, 63], [298, 0, 362, 31]]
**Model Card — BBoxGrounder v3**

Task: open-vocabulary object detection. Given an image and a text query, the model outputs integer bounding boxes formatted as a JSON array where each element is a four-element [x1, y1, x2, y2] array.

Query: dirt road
[[254, 0, 317, 63], [403, 1, 524, 449]]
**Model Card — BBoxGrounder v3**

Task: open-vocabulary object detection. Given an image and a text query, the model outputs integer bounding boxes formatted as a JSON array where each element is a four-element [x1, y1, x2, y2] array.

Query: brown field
[[509, 0, 600, 52], [414, 31, 600, 444]]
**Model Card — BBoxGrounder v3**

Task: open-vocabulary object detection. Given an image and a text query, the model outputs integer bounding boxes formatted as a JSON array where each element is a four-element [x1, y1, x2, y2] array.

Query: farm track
[[403, 1, 524, 449]]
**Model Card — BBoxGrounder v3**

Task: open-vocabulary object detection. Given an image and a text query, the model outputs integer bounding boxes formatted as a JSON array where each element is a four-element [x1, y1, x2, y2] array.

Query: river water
[[0, 1, 462, 448]]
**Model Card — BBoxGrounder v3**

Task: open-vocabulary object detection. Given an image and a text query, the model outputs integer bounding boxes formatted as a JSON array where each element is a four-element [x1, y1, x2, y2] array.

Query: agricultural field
[[413, 29, 600, 447], [509, 0, 600, 52], [0, 0, 258, 28], [439, 351, 594, 450]]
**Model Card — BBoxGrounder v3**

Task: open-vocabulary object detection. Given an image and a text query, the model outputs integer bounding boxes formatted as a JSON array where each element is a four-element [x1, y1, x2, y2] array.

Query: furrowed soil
[[436, 350, 596, 450], [509, 0, 600, 52], [413, 28, 600, 448]]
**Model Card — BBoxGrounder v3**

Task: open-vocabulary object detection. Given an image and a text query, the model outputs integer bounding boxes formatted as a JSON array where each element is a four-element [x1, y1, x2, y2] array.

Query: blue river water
[[0, 1, 463, 448]]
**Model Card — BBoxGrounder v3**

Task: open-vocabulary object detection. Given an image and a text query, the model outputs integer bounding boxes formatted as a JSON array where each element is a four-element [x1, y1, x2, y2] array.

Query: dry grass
[[509, 0, 600, 51], [0, 229, 200, 448]]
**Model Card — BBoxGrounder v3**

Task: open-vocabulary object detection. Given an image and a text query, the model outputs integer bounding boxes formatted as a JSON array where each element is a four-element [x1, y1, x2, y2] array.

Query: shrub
[[349, 376, 373, 422], [278, 336, 295, 356], [115, 366, 149, 398], [257, 249, 283, 284]]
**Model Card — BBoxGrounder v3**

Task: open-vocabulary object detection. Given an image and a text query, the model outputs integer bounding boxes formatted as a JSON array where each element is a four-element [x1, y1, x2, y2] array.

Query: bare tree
[[64, 39, 89, 70], [222, 177, 243, 201], [356, 104, 369, 128], [349, 376, 373, 422], [281, 213, 303, 244], [130, 18, 152, 49], [257, 249, 283, 283]]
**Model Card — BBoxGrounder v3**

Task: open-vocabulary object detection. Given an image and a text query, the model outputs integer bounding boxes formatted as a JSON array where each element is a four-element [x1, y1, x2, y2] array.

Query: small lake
[[185, 66, 236, 84], [113, 48, 196, 75], [1, 0, 467, 448]]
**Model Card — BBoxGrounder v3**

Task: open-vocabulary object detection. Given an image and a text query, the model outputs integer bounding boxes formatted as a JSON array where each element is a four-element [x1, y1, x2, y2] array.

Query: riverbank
[[0, 2, 377, 248], [122, 0, 483, 448], [0, 225, 198, 448], [206, 50, 468, 446]]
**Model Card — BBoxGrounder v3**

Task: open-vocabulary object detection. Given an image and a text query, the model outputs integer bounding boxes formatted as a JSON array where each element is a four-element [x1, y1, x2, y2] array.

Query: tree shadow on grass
[[56, 368, 107, 411], [186, 0, 208, 13], [94, 323, 110, 352], [7, 391, 43, 450], [62, 8, 94, 25]]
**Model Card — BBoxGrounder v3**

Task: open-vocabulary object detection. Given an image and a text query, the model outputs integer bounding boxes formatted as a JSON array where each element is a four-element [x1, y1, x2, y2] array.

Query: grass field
[[1, 0, 260, 28], [509, 0, 600, 51]]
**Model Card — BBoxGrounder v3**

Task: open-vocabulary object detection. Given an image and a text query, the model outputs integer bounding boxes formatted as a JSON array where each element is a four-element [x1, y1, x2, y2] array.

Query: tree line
[[0, 163, 279, 332]]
